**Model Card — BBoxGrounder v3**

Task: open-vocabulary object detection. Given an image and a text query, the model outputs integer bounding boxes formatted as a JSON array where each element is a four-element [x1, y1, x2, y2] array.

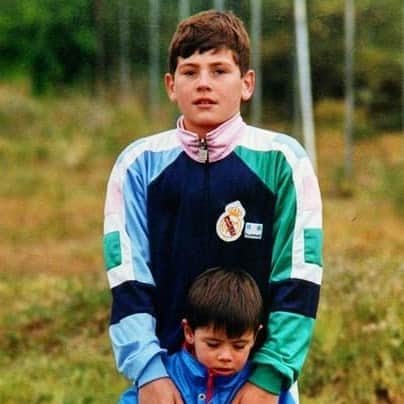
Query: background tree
[[149, 0, 160, 117], [344, 0, 355, 177], [250, 0, 263, 126], [178, 0, 190, 20], [119, 0, 131, 97], [94, 0, 106, 94], [294, 0, 317, 169]]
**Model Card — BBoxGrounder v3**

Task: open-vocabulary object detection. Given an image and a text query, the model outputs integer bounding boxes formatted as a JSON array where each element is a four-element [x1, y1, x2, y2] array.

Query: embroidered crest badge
[[216, 201, 246, 242]]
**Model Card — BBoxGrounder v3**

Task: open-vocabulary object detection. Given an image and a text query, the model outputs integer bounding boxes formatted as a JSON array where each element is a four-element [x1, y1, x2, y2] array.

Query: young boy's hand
[[139, 377, 184, 404], [232, 382, 278, 404]]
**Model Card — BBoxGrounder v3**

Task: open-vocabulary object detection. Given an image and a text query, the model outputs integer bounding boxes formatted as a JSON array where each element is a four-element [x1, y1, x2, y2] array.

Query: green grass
[[0, 274, 128, 403], [0, 84, 403, 403], [301, 255, 404, 403]]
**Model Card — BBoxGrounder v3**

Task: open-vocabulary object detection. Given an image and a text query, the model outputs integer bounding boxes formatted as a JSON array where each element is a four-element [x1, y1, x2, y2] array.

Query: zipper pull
[[198, 137, 209, 163]]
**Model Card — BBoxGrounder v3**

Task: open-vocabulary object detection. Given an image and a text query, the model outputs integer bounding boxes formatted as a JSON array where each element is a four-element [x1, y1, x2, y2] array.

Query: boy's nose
[[196, 71, 212, 90], [217, 348, 232, 362]]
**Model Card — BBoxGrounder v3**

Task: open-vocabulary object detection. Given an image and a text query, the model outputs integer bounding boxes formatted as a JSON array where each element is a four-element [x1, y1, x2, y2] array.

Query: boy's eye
[[183, 70, 195, 76], [206, 341, 220, 348], [233, 344, 247, 351]]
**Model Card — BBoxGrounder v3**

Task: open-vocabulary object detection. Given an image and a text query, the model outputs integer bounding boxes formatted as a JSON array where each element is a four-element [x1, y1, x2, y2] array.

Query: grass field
[[0, 85, 403, 403]]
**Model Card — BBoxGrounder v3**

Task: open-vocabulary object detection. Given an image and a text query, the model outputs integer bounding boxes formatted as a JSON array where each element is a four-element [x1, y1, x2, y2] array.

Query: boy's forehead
[[176, 48, 237, 66], [197, 325, 255, 341]]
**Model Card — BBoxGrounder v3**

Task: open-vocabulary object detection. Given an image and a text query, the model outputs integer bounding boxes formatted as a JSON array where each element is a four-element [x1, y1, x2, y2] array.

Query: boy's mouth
[[193, 98, 216, 105], [213, 367, 234, 376]]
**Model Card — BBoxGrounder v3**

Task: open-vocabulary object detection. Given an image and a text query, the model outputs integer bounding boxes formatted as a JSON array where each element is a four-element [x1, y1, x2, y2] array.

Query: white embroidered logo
[[244, 222, 264, 239], [216, 201, 245, 242]]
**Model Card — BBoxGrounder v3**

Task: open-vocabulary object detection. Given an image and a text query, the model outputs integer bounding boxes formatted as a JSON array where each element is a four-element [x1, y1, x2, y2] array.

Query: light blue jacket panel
[[119, 349, 298, 403]]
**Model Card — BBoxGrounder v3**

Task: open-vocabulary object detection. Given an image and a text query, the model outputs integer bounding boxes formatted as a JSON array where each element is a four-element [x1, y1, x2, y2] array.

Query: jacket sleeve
[[103, 148, 168, 387], [249, 139, 323, 394]]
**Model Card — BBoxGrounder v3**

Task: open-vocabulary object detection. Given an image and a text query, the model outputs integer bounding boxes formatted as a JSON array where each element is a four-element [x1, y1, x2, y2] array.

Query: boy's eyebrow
[[230, 334, 254, 343], [177, 61, 233, 69], [203, 335, 251, 343], [210, 62, 232, 67], [203, 336, 222, 342], [177, 62, 198, 69]]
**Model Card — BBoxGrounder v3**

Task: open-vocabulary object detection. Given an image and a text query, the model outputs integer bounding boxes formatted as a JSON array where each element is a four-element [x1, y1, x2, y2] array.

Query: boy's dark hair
[[185, 267, 263, 338], [168, 10, 251, 75]]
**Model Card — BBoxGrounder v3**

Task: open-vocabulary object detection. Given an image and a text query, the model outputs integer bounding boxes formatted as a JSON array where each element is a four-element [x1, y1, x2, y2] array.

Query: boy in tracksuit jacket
[[103, 9, 323, 404], [119, 268, 298, 404]]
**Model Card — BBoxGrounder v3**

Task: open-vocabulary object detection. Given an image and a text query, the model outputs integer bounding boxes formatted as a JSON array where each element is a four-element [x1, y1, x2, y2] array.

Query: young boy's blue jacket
[[103, 114, 323, 395], [119, 348, 299, 404]]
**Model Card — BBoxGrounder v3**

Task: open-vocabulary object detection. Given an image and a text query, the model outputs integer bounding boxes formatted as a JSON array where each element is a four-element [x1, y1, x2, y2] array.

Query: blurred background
[[0, 0, 403, 403]]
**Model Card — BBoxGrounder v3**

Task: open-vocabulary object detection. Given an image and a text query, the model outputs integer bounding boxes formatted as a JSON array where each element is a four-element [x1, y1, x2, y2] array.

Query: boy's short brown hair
[[168, 10, 251, 76], [185, 267, 263, 338]]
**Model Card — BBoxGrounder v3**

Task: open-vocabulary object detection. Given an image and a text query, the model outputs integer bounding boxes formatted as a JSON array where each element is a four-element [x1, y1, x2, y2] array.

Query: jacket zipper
[[199, 138, 210, 269], [206, 369, 215, 403], [198, 137, 209, 164]]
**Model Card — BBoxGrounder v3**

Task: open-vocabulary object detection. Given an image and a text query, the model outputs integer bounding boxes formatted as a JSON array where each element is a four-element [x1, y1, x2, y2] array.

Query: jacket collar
[[176, 113, 247, 163], [179, 345, 250, 387]]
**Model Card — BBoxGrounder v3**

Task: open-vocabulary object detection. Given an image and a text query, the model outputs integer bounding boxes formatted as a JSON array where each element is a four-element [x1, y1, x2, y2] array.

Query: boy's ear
[[182, 318, 194, 344], [165, 73, 177, 103], [241, 69, 255, 102]]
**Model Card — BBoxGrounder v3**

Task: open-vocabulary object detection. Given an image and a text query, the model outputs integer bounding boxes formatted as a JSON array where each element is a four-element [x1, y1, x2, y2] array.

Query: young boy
[[119, 267, 297, 403], [103, 9, 322, 404]]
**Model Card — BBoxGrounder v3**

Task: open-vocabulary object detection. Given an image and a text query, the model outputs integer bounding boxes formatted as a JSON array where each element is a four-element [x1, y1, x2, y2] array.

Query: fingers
[[139, 377, 184, 404]]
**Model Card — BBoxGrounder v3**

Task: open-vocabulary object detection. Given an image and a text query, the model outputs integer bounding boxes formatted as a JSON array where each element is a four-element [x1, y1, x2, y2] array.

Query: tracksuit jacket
[[119, 347, 299, 403], [103, 113, 323, 397]]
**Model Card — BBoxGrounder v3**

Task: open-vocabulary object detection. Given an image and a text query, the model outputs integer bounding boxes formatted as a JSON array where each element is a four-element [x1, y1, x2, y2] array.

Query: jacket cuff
[[249, 364, 283, 395], [138, 354, 168, 388]]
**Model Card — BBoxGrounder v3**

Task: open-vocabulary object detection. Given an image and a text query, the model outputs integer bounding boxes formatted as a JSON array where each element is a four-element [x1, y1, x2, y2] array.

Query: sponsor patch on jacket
[[244, 222, 263, 239], [216, 201, 245, 242]]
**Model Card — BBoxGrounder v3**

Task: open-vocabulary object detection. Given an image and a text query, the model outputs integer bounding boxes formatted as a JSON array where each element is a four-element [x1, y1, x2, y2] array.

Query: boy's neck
[[178, 112, 241, 139]]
